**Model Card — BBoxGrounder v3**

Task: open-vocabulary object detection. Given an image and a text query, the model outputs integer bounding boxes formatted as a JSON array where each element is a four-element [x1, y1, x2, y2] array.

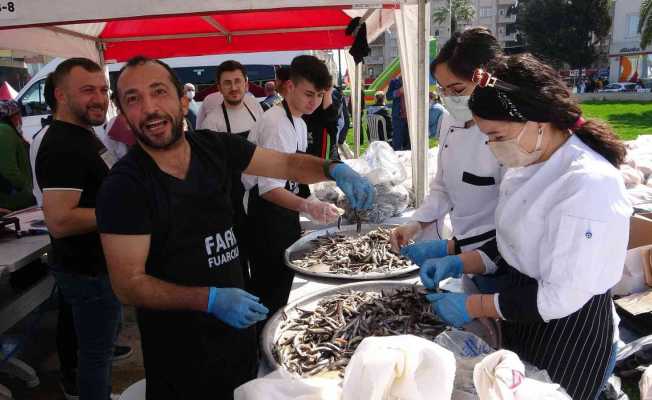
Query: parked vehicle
[[599, 82, 639, 93]]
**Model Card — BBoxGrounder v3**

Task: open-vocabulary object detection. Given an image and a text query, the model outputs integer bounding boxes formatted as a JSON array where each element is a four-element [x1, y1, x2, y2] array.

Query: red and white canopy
[[0, 1, 398, 62]]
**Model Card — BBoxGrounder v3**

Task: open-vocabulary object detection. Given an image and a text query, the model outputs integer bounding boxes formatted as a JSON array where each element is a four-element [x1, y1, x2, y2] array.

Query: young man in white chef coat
[[244, 55, 344, 321]]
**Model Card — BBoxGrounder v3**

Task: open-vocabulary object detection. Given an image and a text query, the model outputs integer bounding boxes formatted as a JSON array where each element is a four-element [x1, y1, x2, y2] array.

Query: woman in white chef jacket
[[404, 54, 631, 400], [391, 27, 504, 268]]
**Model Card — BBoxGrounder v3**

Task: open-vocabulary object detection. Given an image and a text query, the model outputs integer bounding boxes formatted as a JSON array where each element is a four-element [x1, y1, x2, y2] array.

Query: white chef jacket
[[412, 112, 504, 251], [495, 134, 632, 322], [196, 92, 263, 132], [242, 104, 307, 195]]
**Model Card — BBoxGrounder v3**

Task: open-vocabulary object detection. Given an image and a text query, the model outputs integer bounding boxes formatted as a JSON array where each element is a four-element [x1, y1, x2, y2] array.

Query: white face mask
[[441, 95, 473, 122], [185, 90, 195, 100], [488, 123, 545, 168]]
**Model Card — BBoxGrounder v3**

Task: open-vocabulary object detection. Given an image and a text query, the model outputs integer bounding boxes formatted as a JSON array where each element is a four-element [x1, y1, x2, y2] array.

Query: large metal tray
[[261, 280, 502, 375], [261, 280, 422, 372], [284, 224, 419, 280]]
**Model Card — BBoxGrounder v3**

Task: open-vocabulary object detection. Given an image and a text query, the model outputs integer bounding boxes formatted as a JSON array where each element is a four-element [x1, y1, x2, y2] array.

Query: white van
[[16, 51, 305, 142]]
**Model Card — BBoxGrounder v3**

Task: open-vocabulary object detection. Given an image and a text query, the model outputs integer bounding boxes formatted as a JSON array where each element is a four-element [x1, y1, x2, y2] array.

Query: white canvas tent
[[0, 0, 431, 204]]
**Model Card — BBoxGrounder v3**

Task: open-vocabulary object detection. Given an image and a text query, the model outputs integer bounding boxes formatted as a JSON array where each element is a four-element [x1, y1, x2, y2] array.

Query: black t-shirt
[[35, 120, 111, 275], [96, 130, 256, 272]]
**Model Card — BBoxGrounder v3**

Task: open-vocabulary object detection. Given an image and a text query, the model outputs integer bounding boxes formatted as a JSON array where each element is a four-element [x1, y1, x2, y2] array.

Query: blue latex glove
[[426, 292, 472, 328], [419, 255, 463, 289], [207, 287, 269, 329], [400, 240, 449, 266], [331, 163, 375, 210]]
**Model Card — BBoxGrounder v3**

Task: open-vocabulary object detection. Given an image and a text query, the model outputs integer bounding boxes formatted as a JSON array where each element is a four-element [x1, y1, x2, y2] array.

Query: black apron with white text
[[220, 102, 257, 288], [131, 139, 257, 400], [247, 100, 310, 320]]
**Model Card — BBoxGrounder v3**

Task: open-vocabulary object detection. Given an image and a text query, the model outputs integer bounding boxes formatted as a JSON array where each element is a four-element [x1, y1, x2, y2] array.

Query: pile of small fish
[[272, 286, 447, 377], [293, 227, 413, 275]]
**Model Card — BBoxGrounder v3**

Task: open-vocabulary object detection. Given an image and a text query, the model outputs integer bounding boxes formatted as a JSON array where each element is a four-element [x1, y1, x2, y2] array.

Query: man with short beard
[[35, 57, 120, 400], [196, 61, 264, 286], [95, 56, 373, 399]]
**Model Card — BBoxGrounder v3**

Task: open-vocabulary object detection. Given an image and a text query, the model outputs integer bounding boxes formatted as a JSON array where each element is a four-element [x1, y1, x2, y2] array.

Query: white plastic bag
[[362, 141, 407, 185], [641, 366, 652, 400], [473, 350, 571, 400], [234, 369, 342, 400], [613, 245, 652, 296], [341, 335, 455, 400]]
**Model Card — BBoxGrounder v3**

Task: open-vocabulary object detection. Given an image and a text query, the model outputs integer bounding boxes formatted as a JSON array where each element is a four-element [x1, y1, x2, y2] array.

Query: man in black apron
[[198, 61, 264, 287], [96, 56, 373, 399], [246, 55, 344, 321]]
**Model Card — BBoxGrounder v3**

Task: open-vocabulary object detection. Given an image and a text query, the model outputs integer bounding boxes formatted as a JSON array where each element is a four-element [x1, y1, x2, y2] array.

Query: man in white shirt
[[245, 55, 342, 321], [196, 60, 263, 135]]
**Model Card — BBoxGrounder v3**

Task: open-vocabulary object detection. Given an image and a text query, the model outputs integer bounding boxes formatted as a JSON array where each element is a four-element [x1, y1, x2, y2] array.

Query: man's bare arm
[[101, 233, 208, 312], [42, 190, 97, 239], [244, 147, 331, 185], [261, 188, 305, 212]]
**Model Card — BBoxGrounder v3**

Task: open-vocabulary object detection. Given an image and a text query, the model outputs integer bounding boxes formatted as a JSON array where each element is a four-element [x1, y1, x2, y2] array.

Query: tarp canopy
[[0, 1, 401, 62]]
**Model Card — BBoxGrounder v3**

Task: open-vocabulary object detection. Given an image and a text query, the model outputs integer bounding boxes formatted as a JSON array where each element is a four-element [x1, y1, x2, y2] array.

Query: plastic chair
[[366, 114, 387, 143], [119, 379, 146, 400]]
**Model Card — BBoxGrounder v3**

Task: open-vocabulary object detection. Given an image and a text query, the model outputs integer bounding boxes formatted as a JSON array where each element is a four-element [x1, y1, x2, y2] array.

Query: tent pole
[[353, 62, 362, 158], [337, 49, 343, 87], [415, 0, 429, 206]]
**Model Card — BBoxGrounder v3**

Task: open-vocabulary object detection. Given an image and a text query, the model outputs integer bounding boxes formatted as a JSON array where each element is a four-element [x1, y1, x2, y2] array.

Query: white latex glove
[[300, 199, 343, 224], [390, 221, 422, 253]]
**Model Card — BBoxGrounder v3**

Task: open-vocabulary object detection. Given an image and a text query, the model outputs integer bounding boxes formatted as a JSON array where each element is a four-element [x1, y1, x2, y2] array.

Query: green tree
[[432, 0, 476, 34], [640, 0, 652, 49], [517, 0, 611, 70]]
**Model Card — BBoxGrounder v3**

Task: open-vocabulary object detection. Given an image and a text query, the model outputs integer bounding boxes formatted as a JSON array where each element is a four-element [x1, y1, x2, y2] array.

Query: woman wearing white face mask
[[392, 27, 504, 272], [416, 54, 630, 400]]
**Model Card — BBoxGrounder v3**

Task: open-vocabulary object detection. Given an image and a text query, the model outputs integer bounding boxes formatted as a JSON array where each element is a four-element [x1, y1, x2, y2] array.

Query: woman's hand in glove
[[390, 221, 422, 253], [426, 292, 471, 328], [419, 255, 463, 289]]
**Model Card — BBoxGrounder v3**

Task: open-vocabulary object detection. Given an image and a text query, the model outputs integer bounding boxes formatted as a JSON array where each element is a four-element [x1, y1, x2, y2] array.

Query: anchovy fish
[[272, 286, 447, 377], [294, 227, 412, 275]]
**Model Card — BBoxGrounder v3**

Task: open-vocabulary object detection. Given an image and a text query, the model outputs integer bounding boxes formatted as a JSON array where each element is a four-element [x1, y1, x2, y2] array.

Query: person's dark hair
[[374, 91, 385, 105], [289, 55, 332, 91], [276, 66, 290, 83], [431, 26, 503, 81], [44, 73, 56, 112], [469, 53, 626, 167], [114, 55, 184, 111], [48, 58, 102, 112], [216, 60, 247, 83]]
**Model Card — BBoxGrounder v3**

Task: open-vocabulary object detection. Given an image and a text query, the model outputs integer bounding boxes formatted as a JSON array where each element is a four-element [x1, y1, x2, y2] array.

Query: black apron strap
[[243, 103, 257, 122], [453, 229, 496, 253], [282, 100, 295, 130], [221, 103, 231, 134], [222, 102, 257, 135]]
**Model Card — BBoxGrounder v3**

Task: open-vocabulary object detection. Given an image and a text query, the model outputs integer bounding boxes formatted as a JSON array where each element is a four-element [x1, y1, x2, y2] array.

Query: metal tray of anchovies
[[261, 280, 423, 372], [284, 224, 419, 280]]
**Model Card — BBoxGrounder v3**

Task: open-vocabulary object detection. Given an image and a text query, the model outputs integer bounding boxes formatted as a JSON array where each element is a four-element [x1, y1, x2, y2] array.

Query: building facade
[[364, 0, 521, 82], [609, 0, 651, 84]]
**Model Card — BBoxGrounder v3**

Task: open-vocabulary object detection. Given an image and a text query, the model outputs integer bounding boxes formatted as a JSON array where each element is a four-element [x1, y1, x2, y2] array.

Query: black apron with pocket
[[499, 264, 613, 400], [247, 100, 310, 319], [131, 134, 257, 400], [219, 102, 257, 288]]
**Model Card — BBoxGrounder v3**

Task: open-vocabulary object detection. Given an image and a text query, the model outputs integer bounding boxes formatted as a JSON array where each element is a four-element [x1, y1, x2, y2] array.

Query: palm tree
[[432, 0, 476, 34], [640, 0, 652, 49]]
